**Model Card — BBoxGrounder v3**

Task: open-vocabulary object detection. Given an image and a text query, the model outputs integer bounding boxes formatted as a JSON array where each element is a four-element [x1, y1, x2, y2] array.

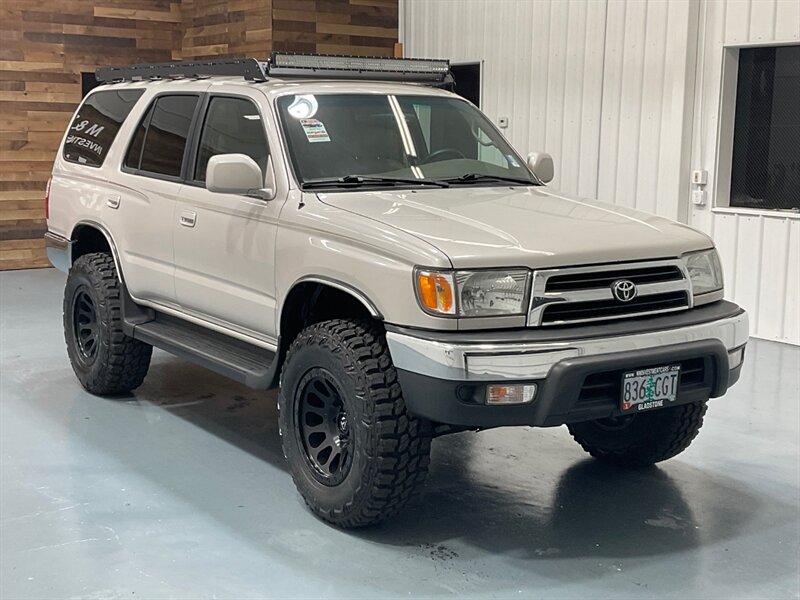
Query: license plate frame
[[621, 364, 682, 413]]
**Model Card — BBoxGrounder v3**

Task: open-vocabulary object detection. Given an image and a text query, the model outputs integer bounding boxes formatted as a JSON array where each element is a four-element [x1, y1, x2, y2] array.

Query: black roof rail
[[95, 53, 453, 87], [96, 58, 268, 83]]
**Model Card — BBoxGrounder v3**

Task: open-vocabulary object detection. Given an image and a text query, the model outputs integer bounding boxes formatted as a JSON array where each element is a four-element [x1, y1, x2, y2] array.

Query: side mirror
[[526, 152, 554, 184], [206, 154, 274, 199]]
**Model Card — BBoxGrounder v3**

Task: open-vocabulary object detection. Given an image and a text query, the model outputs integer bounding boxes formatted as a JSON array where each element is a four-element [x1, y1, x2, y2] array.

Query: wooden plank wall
[[272, 0, 397, 56], [0, 1, 182, 270], [181, 0, 272, 60], [1, 0, 398, 271]]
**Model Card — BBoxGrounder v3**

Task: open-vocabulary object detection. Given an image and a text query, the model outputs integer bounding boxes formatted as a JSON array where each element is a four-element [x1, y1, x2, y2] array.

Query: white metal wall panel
[[401, 0, 607, 198], [596, 0, 698, 221], [689, 0, 800, 344], [403, 0, 695, 218], [401, 0, 799, 344]]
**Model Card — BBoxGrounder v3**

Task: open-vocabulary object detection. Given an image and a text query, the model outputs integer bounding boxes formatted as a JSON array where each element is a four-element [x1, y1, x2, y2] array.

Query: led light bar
[[269, 52, 451, 83]]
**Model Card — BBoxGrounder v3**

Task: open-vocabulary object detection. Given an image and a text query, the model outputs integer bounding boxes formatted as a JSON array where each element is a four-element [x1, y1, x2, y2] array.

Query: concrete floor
[[1, 268, 798, 600]]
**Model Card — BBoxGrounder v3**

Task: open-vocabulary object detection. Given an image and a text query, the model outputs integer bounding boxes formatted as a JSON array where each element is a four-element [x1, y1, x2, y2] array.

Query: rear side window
[[63, 89, 144, 167], [124, 95, 199, 179]]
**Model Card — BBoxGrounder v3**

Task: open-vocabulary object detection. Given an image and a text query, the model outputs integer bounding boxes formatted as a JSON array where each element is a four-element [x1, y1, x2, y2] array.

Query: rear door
[[173, 91, 285, 341], [111, 93, 201, 307]]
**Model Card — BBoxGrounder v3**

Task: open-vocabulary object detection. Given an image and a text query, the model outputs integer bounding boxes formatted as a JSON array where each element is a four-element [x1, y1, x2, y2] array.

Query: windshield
[[276, 93, 537, 188]]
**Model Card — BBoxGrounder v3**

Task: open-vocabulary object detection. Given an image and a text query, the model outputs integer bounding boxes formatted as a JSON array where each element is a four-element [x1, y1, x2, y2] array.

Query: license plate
[[621, 365, 681, 413]]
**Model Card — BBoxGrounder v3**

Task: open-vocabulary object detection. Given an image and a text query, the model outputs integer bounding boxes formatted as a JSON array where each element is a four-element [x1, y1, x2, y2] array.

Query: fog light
[[728, 346, 745, 369], [486, 384, 537, 405]]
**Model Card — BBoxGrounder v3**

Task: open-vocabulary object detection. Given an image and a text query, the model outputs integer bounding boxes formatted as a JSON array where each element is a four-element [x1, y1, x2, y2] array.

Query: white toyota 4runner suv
[[45, 55, 749, 528]]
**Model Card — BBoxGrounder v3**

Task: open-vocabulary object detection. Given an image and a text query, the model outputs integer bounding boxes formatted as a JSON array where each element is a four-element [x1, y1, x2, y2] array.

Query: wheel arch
[[70, 221, 125, 281], [275, 277, 383, 382]]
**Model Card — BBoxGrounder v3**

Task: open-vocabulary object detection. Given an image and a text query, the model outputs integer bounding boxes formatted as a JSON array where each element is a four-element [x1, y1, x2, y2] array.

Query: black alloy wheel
[[72, 287, 99, 363], [296, 368, 353, 486]]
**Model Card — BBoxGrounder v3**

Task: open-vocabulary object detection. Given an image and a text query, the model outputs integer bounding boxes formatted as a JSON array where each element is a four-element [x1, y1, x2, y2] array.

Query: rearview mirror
[[526, 152, 554, 184], [207, 154, 273, 199]]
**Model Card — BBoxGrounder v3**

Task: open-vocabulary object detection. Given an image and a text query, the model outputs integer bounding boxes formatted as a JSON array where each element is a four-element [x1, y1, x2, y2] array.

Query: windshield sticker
[[506, 154, 520, 168], [300, 118, 330, 143]]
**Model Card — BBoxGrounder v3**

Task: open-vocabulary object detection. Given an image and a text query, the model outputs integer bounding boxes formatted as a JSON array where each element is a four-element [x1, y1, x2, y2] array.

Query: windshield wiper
[[302, 174, 449, 189], [442, 173, 537, 186]]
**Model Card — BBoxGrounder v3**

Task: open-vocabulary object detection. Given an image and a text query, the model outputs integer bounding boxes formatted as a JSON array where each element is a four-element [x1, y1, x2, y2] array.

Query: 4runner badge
[[611, 279, 637, 302]]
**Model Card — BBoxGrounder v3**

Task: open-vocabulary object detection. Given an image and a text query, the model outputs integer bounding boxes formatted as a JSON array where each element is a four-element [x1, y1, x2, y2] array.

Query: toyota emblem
[[611, 279, 637, 302]]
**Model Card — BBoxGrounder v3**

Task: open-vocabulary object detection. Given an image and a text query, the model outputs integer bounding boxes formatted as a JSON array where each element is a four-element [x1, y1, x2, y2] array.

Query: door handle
[[179, 211, 196, 228]]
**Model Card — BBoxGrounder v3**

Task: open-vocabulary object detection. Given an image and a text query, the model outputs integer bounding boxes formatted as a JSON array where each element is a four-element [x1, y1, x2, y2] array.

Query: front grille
[[541, 291, 687, 324], [545, 265, 683, 292], [528, 260, 692, 326]]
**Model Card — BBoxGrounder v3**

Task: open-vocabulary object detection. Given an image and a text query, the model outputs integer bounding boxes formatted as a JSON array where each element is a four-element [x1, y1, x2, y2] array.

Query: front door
[[173, 93, 284, 342]]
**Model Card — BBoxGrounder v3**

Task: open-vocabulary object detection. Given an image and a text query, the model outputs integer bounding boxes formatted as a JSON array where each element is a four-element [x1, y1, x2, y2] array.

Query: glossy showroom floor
[[1, 269, 798, 599]]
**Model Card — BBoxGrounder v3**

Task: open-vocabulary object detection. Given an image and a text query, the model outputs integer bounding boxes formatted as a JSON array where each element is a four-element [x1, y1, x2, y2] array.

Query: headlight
[[415, 268, 530, 317], [682, 249, 723, 295], [457, 270, 530, 316]]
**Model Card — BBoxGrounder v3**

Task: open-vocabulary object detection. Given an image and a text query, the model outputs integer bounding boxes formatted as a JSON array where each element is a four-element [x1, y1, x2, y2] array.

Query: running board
[[127, 310, 278, 390]]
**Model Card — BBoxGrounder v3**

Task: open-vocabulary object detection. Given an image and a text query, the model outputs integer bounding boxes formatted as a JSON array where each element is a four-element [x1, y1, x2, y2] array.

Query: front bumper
[[386, 301, 749, 427]]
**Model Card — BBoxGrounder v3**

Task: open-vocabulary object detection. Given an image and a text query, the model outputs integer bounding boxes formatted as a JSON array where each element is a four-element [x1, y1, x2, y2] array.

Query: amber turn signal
[[416, 271, 455, 315]]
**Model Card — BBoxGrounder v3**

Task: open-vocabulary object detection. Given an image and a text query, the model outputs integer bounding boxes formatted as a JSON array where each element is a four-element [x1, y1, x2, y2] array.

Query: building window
[[730, 45, 799, 212]]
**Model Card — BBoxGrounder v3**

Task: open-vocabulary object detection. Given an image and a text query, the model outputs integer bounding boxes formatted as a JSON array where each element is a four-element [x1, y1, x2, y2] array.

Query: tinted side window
[[139, 95, 199, 178], [195, 96, 269, 182], [63, 89, 144, 167]]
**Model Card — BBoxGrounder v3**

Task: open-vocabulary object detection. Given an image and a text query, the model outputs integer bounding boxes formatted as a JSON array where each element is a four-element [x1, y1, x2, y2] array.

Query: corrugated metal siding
[[402, 0, 607, 199], [402, 0, 695, 219], [689, 0, 800, 344], [597, 0, 698, 221], [401, 0, 799, 344]]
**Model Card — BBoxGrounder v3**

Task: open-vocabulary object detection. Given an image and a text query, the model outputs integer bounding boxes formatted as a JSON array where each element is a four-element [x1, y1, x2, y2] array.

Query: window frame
[[63, 88, 145, 169], [120, 92, 203, 184], [185, 92, 271, 189], [713, 41, 800, 219]]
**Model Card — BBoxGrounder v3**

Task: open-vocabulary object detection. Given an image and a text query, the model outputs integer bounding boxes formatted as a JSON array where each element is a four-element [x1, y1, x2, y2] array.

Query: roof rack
[[95, 53, 452, 87], [96, 58, 268, 83]]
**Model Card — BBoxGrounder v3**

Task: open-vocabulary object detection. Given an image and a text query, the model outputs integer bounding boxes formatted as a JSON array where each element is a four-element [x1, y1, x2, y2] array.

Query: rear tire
[[567, 401, 707, 468], [278, 319, 432, 528], [64, 252, 152, 395]]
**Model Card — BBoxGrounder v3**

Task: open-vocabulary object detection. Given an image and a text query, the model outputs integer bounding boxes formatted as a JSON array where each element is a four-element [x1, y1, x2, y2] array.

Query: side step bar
[[121, 289, 278, 389]]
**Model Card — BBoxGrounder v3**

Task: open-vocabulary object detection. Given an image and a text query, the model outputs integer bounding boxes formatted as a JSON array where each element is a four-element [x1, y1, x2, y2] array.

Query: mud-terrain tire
[[567, 402, 708, 468], [64, 252, 152, 395], [278, 319, 432, 528]]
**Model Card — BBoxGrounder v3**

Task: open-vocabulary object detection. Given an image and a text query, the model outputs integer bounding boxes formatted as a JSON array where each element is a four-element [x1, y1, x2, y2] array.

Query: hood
[[317, 186, 712, 269]]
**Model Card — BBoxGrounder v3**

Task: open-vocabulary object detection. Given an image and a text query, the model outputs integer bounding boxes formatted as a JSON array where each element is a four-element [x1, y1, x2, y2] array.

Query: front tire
[[567, 401, 708, 468], [278, 319, 432, 528], [64, 252, 152, 395]]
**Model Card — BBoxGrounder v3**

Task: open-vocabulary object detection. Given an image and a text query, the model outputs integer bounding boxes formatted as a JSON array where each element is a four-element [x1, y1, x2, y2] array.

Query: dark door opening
[[82, 72, 100, 98], [451, 62, 481, 108]]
